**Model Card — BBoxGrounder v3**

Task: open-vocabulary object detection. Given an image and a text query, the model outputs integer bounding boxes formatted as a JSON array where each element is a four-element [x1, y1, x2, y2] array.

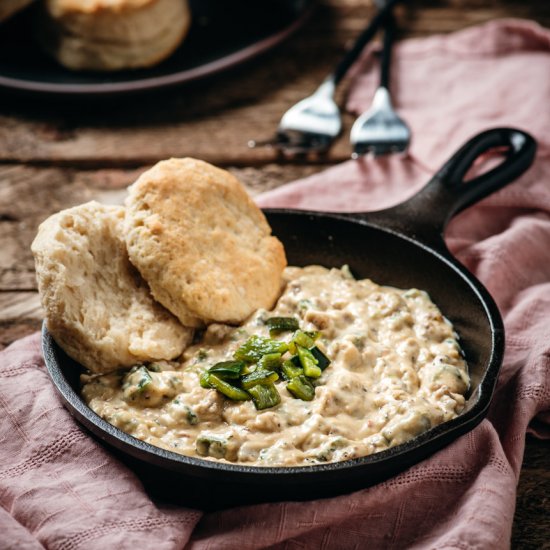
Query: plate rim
[[0, 1, 313, 96]]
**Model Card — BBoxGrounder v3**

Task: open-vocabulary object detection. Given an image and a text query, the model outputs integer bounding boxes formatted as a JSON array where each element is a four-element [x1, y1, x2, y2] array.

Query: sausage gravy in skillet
[[82, 265, 469, 466]]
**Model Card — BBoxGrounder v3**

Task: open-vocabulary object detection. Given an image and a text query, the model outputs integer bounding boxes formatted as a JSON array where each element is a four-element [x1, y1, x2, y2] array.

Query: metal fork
[[249, 0, 403, 156], [350, 8, 411, 158], [249, 76, 340, 155]]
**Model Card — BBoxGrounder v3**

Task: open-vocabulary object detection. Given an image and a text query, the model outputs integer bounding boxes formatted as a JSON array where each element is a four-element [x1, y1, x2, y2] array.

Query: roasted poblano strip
[[207, 360, 245, 379], [241, 369, 279, 389], [296, 345, 322, 378], [281, 359, 303, 380], [196, 434, 228, 459], [265, 316, 299, 335], [200, 371, 212, 389], [199, 318, 331, 408], [234, 335, 289, 362], [289, 330, 319, 354], [287, 374, 315, 401], [248, 383, 281, 410], [208, 374, 251, 401], [258, 352, 283, 371], [310, 346, 331, 371]]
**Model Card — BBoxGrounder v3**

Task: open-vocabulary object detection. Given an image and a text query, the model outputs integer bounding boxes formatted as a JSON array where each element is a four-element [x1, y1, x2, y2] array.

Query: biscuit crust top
[[124, 158, 287, 327]]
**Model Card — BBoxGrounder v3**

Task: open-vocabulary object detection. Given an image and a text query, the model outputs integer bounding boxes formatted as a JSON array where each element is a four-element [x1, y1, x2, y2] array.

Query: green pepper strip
[[208, 374, 251, 401], [297, 345, 322, 378], [281, 359, 303, 380], [234, 335, 289, 362], [247, 384, 281, 410], [200, 371, 212, 389], [286, 375, 315, 401], [258, 352, 282, 371], [241, 369, 279, 390], [288, 330, 318, 354], [293, 330, 318, 349], [310, 346, 331, 371], [208, 360, 245, 379], [266, 316, 299, 335]]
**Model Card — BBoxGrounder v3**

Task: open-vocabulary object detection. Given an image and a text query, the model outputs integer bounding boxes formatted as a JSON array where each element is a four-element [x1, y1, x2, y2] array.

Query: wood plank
[[512, 436, 550, 549], [1, 0, 549, 167], [0, 292, 42, 349], [0, 164, 320, 291]]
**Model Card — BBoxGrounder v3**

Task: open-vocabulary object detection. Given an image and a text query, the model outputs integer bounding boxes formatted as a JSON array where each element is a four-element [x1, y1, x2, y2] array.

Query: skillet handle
[[364, 128, 537, 250]]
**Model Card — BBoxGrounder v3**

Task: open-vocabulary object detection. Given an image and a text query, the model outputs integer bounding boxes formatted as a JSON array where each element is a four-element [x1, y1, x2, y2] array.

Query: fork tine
[[249, 2, 407, 156], [350, 9, 411, 158], [350, 87, 411, 157]]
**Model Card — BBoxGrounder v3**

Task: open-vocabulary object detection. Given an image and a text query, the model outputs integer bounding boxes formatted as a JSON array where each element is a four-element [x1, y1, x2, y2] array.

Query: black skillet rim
[[42, 210, 504, 482]]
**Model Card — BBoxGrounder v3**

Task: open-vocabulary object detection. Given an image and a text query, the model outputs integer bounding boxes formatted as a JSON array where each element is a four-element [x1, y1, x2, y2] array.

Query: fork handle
[[332, 0, 402, 85], [379, 11, 395, 90]]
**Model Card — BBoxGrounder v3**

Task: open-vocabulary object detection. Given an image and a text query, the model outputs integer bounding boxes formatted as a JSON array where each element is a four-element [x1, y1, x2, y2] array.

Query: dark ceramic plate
[[43, 129, 536, 509], [0, 0, 313, 96]]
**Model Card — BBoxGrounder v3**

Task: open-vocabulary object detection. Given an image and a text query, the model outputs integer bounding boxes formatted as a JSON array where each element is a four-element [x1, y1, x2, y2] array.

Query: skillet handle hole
[[461, 146, 510, 184]]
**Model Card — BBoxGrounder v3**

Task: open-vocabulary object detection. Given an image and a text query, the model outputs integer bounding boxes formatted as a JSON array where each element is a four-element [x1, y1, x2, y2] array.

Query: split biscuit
[[32, 201, 193, 374], [37, 0, 191, 71], [124, 158, 287, 327]]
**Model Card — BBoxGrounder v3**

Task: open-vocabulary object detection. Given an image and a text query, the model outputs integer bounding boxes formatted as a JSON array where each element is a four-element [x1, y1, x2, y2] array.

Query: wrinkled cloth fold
[[1, 18, 549, 550]]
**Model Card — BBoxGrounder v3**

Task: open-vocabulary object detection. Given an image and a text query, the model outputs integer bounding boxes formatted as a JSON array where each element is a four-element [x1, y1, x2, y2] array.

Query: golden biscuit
[[124, 158, 287, 327], [36, 0, 190, 71]]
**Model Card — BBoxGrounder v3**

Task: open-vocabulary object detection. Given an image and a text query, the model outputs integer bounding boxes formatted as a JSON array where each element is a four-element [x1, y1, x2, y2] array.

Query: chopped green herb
[[136, 367, 153, 392], [248, 384, 281, 410], [196, 435, 228, 459], [185, 406, 199, 425], [286, 375, 315, 401], [241, 369, 279, 389]]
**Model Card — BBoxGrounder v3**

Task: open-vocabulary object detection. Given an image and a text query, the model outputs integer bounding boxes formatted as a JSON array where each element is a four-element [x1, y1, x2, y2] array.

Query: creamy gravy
[[82, 266, 469, 466]]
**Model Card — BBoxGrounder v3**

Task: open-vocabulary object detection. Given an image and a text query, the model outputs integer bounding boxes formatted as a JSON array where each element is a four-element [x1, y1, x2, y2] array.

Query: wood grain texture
[[512, 436, 550, 549], [1, 0, 549, 167], [0, 0, 548, 545], [0, 164, 319, 291]]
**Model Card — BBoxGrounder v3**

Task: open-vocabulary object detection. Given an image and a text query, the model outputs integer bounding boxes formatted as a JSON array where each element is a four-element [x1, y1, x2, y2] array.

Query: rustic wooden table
[[1, 0, 548, 546]]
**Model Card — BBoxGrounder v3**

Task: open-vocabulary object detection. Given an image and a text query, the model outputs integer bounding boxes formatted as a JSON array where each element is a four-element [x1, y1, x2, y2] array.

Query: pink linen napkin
[[2, 18, 550, 550]]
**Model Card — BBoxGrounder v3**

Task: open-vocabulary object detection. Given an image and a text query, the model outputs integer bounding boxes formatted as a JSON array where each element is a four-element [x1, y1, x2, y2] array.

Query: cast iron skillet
[[43, 127, 536, 509]]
